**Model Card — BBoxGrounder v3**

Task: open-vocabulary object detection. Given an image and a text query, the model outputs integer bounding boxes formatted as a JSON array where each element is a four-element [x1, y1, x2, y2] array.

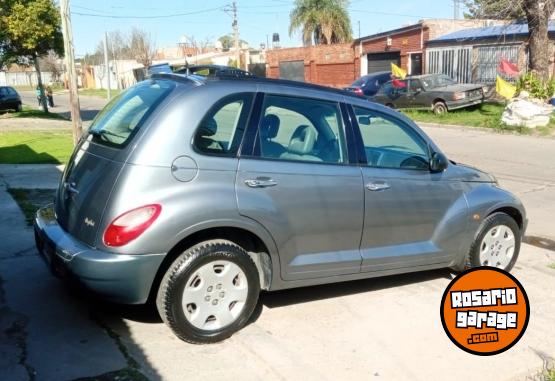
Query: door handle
[[245, 178, 278, 188], [366, 182, 390, 191]]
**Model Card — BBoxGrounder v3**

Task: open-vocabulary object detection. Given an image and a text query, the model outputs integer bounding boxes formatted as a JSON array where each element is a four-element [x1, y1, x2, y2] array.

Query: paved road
[[0, 124, 554, 380], [19, 90, 106, 123]]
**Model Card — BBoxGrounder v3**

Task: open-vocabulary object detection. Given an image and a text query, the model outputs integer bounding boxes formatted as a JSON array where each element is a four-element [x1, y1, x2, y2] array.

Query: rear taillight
[[103, 204, 162, 247], [354, 88, 364, 96]]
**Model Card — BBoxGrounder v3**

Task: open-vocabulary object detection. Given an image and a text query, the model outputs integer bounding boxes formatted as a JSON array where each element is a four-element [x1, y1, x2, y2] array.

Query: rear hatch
[[55, 79, 176, 246]]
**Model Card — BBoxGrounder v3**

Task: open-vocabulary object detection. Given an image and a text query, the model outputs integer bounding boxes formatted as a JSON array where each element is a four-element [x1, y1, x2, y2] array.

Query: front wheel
[[465, 213, 521, 272], [156, 240, 260, 344], [433, 101, 448, 114], [16, 102, 22, 112]]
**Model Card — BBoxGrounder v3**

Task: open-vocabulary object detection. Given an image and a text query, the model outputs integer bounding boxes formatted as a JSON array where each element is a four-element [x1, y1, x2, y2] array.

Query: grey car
[[372, 74, 484, 114], [34, 73, 526, 343]]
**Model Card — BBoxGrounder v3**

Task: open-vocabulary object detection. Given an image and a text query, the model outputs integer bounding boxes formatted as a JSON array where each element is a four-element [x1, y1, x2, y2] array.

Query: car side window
[[409, 79, 422, 92], [255, 94, 346, 164], [353, 106, 429, 170], [194, 93, 253, 156], [0, 88, 8, 97], [7, 87, 17, 96]]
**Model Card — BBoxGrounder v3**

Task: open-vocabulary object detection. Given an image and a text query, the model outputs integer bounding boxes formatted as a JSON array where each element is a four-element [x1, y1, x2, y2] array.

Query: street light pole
[[104, 32, 112, 101], [59, 0, 82, 145]]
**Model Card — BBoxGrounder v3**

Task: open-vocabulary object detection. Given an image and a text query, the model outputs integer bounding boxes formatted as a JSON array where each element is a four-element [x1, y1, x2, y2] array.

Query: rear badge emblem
[[84, 218, 95, 227]]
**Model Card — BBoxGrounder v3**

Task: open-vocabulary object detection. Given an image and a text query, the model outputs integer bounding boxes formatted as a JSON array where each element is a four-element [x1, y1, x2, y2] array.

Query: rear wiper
[[89, 129, 126, 140]]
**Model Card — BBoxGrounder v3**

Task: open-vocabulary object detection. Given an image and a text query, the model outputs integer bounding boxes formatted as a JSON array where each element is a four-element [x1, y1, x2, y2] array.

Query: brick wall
[[266, 44, 356, 87]]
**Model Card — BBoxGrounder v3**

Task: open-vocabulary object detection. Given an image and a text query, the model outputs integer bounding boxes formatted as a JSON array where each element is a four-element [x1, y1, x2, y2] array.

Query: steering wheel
[[400, 155, 429, 170]]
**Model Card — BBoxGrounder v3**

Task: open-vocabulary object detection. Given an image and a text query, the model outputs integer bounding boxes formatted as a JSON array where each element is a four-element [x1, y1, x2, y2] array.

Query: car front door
[[407, 79, 427, 109], [0, 88, 8, 110], [236, 93, 364, 281], [350, 105, 467, 272]]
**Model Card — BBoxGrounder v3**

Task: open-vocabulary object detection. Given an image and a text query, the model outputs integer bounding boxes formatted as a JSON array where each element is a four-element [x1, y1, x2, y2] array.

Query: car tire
[[156, 239, 260, 344], [461, 212, 521, 272], [433, 101, 448, 114], [16, 102, 22, 112]]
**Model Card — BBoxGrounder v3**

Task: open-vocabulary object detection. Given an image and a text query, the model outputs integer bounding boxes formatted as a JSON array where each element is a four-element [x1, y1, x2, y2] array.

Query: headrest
[[198, 117, 217, 137], [260, 114, 280, 139], [288, 125, 317, 155]]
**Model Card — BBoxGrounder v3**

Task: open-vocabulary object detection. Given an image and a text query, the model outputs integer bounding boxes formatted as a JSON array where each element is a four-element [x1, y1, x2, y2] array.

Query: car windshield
[[89, 79, 175, 147], [420, 75, 457, 89]]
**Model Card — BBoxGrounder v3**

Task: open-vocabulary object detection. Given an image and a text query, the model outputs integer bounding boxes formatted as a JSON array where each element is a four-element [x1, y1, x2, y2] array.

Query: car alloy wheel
[[479, 225, 515, 268]]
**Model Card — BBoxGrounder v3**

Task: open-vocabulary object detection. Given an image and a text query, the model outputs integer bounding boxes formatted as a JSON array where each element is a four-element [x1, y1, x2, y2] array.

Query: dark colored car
[[372, 74, 484, 114], [174, 64, 254, 78], [345, 71, 391, 97], [0, 86, 23, 112]]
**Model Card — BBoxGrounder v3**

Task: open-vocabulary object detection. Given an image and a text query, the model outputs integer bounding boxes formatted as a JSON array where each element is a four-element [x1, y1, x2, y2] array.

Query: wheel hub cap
[[479, 225, 515, 269], [182, 260, 249, 330]]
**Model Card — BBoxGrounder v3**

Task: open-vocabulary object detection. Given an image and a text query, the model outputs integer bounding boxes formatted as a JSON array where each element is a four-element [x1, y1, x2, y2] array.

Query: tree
[[289, 0, 352, 45], [218, 34, 247, 51], [0, 0, 63, 112], [129, 27, 156, 67], [465, 0, 555, 80], [464, 0, 524, 18]]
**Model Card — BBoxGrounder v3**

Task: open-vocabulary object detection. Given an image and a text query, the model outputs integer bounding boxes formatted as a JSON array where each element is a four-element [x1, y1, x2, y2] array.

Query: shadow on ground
[[0, 144, 60, 164], [59, 109, 100, 122]]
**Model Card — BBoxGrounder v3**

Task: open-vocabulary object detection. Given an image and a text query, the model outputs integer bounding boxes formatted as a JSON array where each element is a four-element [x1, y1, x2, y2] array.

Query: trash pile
[[501, 91, 554, 128]]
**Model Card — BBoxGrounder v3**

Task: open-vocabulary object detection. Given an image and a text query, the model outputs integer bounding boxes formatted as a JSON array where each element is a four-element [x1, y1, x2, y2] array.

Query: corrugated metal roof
[[428, 21, 555, 44]]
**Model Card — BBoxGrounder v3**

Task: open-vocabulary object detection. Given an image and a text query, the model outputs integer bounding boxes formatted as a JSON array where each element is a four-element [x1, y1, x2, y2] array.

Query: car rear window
[[89, 79, 175, 147]]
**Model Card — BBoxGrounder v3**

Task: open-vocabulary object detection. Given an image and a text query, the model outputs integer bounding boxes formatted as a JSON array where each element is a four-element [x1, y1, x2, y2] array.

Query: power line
[[72, 6, 225, 19]]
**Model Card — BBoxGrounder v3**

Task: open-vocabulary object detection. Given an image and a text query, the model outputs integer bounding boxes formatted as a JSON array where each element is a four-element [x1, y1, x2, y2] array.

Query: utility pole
[[103, 32, 112, 100], [59, 0, 82, 145], [232, 1, 240, 69], [454, 0, 460, 20]]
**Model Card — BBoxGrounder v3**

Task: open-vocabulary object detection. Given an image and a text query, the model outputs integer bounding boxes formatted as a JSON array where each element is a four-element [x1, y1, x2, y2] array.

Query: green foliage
[[0, 0, 63, 64], [516, 72, 555, 100], [464, 0, 525, 19], [289, 0, 352, 45]]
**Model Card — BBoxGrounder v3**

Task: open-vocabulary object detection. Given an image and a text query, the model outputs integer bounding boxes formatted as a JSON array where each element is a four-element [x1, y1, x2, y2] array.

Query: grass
[[7, 189, 55, 225], [0, 131, 73, 164], [78, 88, 122, 99], [548, 263, 555, 270], [548, 370, 555, 381], [0, 105, 66, 120], [402, 103, 555, 136]]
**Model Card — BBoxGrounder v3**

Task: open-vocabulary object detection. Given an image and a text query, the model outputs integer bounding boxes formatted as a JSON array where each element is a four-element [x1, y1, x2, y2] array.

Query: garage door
[[367, 52, 401, 74], [279, 60, 305, 82]]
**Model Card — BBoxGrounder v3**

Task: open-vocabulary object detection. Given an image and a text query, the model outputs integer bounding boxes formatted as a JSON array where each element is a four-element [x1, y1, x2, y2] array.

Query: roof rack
[[151, 71, 362, 100]]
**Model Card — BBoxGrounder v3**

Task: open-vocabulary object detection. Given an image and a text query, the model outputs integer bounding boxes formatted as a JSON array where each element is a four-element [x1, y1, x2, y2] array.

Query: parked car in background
[[372, 74, 484, 114], [344, 71, 391, 97], [0, 86, 22, 112], [35, 73, 525, 344]]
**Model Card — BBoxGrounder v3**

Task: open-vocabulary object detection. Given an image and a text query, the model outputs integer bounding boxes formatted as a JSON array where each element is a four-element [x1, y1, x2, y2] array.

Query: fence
[[0, 71, 55, 87], [426, 46, 472, 83], [474, 44, 523, 84]]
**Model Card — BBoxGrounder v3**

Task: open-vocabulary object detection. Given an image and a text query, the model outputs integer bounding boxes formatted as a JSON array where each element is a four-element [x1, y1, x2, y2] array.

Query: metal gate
[[426, 47, 472, 83], [279, 60, 304, 82], [475, 44, 523, 84], [367, 52, 401, 74]]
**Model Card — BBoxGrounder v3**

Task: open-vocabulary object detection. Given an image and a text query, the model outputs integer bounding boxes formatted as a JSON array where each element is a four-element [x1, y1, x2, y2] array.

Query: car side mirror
[[430, 152, 449, 172]]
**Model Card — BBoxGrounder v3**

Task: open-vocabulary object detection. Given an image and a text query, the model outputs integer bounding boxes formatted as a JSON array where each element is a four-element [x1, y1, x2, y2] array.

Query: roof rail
[[150, 73, 205, 86]]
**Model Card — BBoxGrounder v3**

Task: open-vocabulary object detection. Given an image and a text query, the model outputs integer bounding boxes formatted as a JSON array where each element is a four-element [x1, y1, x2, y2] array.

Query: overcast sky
[[71, 0, 461, 56]]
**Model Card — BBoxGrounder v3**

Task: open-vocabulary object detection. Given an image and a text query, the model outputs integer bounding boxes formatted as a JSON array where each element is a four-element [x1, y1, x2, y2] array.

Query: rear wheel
[[156, 240, 260, 344], [433, 101, 447, 114], [15, 102, 22, 112]]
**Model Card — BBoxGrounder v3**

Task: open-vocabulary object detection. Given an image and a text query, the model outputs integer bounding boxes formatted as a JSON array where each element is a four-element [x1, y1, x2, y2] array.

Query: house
[[266, 19, 505, 88], [425, 21, 555, 84]]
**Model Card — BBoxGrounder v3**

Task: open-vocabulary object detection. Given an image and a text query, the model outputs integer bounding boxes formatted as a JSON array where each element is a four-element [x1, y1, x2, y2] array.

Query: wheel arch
[[487, 206, 524, 231], [149, 223, 278, 303]]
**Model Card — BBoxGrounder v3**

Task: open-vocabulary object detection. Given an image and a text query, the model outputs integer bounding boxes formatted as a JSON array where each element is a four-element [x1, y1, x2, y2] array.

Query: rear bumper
[[34, 204, 165, 304]]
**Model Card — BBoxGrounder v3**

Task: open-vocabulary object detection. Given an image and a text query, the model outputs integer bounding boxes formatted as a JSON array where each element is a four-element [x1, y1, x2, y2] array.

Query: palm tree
[[289, 0, 353, 45]]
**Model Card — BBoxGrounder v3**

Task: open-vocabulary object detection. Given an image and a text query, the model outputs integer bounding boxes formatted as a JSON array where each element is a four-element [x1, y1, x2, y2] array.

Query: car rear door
[[349, 105, 467, 272], [236, 92, 364, 281]]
